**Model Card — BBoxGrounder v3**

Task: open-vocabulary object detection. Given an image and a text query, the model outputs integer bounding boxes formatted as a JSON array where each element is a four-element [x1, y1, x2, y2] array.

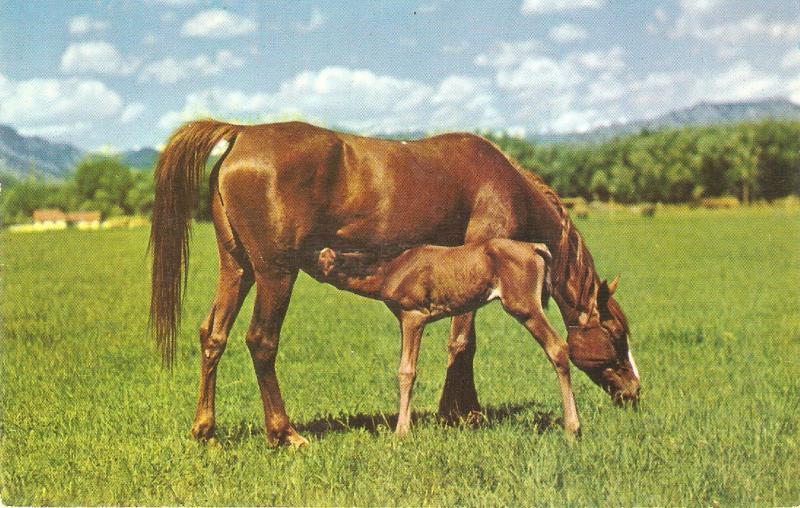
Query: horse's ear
[[608, 274, 620, 295]]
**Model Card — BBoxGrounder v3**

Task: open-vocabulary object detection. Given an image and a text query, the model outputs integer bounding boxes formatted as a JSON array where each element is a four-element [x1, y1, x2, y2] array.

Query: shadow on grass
[[217, 402, 560, 444]]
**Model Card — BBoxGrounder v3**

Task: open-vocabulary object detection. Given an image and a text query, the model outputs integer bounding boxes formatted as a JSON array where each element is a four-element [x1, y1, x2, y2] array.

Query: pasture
[[2, 207, 798, 505]]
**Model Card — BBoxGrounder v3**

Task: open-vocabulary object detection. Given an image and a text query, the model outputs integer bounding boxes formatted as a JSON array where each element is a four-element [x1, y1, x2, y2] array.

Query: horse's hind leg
[[245, 267, 307, 448], [191, 240, 253, 441]]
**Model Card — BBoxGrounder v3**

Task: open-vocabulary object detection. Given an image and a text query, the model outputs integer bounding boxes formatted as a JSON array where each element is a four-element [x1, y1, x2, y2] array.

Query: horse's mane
[[492, 144, 600, 322]]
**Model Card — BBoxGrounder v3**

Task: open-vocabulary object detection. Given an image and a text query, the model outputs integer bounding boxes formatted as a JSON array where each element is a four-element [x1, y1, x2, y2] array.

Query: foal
[[316, 238, 581, 437]]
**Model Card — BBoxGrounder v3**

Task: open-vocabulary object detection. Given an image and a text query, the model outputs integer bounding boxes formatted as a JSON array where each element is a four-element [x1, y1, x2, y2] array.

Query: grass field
[[2, 207, 799, 506]]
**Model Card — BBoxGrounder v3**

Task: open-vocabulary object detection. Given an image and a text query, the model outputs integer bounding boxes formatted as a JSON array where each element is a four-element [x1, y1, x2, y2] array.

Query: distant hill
[[531, 97, 800, 144], [120, 147, 159, 170], [0, 124, 84, 179], [0, 125, 160, 180], [2, 97, 799, 179]]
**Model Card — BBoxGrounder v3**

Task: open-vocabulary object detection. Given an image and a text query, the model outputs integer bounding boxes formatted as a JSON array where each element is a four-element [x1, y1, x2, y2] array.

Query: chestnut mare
[[150, 120, 640, 446], [314, 240, 581, 437]]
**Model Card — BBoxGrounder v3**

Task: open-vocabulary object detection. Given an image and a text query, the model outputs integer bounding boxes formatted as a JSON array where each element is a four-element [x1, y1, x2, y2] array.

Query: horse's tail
[[149, 120, 243, 368]]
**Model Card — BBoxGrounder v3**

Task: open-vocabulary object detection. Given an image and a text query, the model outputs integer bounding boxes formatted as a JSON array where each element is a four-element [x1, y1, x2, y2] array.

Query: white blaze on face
[[628, 349, 640, 380]]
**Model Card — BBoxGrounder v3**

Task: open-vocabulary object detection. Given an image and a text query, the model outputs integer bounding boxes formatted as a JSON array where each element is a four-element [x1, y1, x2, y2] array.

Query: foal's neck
[[324, 252, 391, 299], [335, 269, 388, 298]]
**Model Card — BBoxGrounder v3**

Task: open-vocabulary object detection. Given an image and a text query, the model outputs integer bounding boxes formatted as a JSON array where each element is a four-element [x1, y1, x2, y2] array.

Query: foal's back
[[380, 239, 550, 318]]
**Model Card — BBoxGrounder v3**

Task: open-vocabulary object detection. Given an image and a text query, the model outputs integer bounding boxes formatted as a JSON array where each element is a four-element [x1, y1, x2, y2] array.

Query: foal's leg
[[500, 253, 580, 436], [191, 250, 253, 440], [396, 312, 426, 436], [245, 268, 308, 448], [522, 316, 580, 436]]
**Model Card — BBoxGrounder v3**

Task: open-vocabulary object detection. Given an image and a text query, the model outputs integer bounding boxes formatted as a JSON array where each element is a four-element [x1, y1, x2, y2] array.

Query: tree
[[74, 156, 134, 216]]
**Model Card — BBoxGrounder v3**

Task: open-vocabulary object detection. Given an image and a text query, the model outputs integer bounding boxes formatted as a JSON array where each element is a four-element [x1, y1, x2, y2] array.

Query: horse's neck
[[514, 166, 601, 328], [549, 217, 600, 327]]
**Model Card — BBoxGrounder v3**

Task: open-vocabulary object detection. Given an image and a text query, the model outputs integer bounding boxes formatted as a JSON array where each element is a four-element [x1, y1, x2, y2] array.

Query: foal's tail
[[533, 244, 552, 309], [149, 120, 243, 367]]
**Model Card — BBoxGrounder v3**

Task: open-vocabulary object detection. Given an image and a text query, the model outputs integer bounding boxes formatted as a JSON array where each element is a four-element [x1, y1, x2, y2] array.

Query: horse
[[313, 240, 582, 437], [150, 120, 640, 447]]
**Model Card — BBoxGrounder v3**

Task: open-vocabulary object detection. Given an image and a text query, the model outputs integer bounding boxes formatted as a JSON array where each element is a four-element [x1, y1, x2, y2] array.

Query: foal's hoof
[[564, 424, 582, 442], [191, 419, 215, 441], [285, 429, 309, 449], [395, 424, 412, 437]]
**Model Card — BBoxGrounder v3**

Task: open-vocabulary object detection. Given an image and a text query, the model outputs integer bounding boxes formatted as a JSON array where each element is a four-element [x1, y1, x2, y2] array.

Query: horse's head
[[567, 275, 641, 405]]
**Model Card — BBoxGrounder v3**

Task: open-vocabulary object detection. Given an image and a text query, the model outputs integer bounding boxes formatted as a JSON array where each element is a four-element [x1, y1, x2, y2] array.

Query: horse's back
[[216, 121, 537, 260]]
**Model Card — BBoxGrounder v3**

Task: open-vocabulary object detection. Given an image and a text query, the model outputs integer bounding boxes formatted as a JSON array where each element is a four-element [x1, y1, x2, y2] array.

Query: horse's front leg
[[245, 267, 308, 448], [396, 312, 426, 436]]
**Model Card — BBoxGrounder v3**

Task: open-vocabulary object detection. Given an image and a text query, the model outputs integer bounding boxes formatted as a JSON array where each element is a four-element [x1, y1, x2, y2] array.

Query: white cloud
[[496, 55, 583, 94], [68, 16, 108, 35], [671, 1, 800, 59], [142, 34, 158, 46], [548, 109, 606, 133], [181, 9, 257, 38], [521, 0, 605, 15], [782, 47, 800, 68], [0, 73, 123, 125], [491, 46, 625, 97], [60, 41, 139, 75], [147, 0, 196, 5], [139, 50, 246, 84], [295, 8, 325, 33], [677, 14, 800, 46], [549, 23, 588, 43], [441, 40, 469, 55], [698, 61, 782, 102], [416, 3, 439, 14], [474, 40, 542, 67], [120, 103, 145, 123], [158, 67, 502, 134]]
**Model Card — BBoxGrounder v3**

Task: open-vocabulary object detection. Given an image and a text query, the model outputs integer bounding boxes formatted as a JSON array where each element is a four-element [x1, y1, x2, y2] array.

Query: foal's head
[[568, 276, 641, 405]]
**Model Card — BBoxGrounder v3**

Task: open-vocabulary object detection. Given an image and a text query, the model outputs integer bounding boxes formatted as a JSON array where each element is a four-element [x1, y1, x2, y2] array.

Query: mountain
[[531, 97, 800, 144], [120, 147, 159, 170], [0, 124, 84, 179], [1, 98, 799, 178], [0, 125, 161, 179]]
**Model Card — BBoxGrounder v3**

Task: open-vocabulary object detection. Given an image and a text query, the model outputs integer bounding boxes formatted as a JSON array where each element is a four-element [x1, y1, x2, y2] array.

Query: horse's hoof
[[464, 410, 484, 427], [395, 424, 411, 437]]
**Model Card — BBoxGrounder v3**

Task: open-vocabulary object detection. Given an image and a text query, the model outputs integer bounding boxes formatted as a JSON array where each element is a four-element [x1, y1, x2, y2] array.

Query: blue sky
[[0, 0, 798, 150]]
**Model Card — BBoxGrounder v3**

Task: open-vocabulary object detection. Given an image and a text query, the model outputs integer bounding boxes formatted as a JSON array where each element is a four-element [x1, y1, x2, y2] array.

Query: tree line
[[1, 120, 798, 225], [486, 120, 799, 204]]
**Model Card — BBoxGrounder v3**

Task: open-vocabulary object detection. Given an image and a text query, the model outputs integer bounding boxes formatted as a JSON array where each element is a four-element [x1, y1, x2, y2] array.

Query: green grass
[[2, 208, 799, 506]]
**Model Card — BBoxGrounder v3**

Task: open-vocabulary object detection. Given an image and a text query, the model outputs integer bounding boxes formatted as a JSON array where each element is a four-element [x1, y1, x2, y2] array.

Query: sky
[[0, 0, 798, 151]]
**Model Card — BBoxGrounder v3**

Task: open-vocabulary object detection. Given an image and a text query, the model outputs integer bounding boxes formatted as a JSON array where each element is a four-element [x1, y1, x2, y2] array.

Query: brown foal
[[314, 239, 581, 437]]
